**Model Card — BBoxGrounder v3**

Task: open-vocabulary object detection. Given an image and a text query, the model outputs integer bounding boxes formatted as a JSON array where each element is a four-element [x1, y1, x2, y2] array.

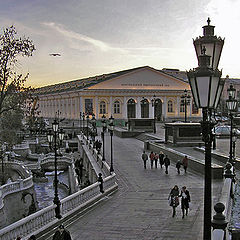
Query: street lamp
[[79, 112, 83, 133], [232, 128, 237, 162], [47, 119, 65, 219], [187, 18, 224, 240], [101, 115, 107, 165], [86, 114, 89, 140], [226, 83, 237, 163], [82, 112, 85, 135], [1, 144, 6, 185], [151, 95, 157, 133], [180, 89, 191, 122], [91, 113, 97, 143], [109, 115, 114, 173]]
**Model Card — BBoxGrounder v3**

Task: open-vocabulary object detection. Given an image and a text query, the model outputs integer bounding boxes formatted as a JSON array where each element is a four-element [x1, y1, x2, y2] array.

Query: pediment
[[88, 67, 190, 90]]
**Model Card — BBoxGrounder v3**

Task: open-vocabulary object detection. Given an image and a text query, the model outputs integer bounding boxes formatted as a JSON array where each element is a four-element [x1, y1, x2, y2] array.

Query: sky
[[0, 0, 240, 88]]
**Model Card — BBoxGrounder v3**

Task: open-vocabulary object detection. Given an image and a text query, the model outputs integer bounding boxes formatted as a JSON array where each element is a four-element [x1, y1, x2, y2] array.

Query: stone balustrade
[[0, 176, 33, 209], [0, 174, 117, 240]]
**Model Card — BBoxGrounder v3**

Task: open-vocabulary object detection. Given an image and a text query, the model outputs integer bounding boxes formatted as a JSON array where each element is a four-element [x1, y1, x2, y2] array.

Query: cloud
[[42, 22, 126, 53]]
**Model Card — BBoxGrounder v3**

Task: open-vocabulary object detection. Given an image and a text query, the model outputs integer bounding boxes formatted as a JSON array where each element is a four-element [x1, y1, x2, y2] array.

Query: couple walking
[[168, 185, 191, 218]]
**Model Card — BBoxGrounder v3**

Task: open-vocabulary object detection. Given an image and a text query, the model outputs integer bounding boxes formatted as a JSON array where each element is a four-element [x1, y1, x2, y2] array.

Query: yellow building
[[35, 66, 201, 121]]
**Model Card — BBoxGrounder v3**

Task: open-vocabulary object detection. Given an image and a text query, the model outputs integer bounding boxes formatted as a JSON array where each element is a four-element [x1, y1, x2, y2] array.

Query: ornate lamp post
[[82, 112, 85, 135], [79, 112, 83, 133], [187, 18, 224, 240], [151, 95, 157, 133], [101, 115, 107, 164], [91, 114, 97, 143], [47, 119, 65, 219], [180, 89, 191, 122], [109, 115, 114, 173], [232, 128, 237, 162], [86, 114, 89, 140], [226, 83, 237, 163]]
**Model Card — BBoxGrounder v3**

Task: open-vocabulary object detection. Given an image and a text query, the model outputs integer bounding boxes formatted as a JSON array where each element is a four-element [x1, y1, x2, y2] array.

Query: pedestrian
[[164, 155, 170, 174], [182, 155, 189, 173], [154, 152, 158, 169], [176, 160, 181, 174], [159, 151, 164, 168], [149, 151, 155, 169], [53, 224, 72, 240], [97, 173, 104, 193], [28, 235, 36, 240], [141, 151, 148, 169], [179, 186, 191, 218], [168, 185, 180, 217]]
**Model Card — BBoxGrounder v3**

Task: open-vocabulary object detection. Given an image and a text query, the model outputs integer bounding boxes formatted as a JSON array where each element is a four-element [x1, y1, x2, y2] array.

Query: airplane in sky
[[49, 53, 61, 56]]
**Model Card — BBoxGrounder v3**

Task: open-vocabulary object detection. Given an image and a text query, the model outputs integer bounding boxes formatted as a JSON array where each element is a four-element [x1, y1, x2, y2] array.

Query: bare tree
[[0, 25, 35, 115]]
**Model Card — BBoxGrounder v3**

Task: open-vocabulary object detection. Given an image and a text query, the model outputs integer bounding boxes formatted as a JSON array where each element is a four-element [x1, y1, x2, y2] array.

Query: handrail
[[0, 174, 117, 240]]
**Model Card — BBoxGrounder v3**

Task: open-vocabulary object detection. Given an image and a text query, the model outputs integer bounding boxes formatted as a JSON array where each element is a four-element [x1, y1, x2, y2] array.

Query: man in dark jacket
[[180, 186, 191, 218], [141, 151, 148, 169], [53, 224, 72, 240], [164, 155, 170, 174]]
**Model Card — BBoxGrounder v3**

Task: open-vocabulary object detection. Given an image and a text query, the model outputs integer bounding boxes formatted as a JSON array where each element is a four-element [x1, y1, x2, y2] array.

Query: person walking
[[159, 151, 164, 168], [154, 152, 159, 169], [164, 155, 170, 174], [149, 151, 155, 169], [176, 160, 181, 174], [182, 155, 189, 173], [168, 185, 180, 217], [179, 186, 191, 218], [53, 224, 72, 240], [141, 151, 148, 169]]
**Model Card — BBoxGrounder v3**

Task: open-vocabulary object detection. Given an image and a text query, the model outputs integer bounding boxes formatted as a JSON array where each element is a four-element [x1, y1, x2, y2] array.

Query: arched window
[[180, 101, 185, 112], [168, 100, 173, 112], [114, 100, 120, 114], [127, 98, 136, 118], [99, 101, 106, 114], [141, 98, 149, 118]]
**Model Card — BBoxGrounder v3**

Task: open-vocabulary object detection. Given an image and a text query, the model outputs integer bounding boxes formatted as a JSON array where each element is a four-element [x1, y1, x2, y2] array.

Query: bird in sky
[[49, 53, 61, 56]]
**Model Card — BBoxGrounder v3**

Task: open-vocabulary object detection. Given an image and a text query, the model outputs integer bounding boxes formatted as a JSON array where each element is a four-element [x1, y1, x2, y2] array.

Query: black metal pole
[[229, 113, 233, 163], [202, 108, 212, 240], [101, 129, 105, 168], [110, 130, 114, 173], [53, 131, 61, 219], [184, 98, 187, 122], [87, 118, 89, 140], [1, 152, 4, 184]]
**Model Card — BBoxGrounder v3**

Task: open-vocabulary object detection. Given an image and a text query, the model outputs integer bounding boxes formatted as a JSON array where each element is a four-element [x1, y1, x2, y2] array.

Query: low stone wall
[[114, 127, 143, 138], [145, 141, 223, 179]]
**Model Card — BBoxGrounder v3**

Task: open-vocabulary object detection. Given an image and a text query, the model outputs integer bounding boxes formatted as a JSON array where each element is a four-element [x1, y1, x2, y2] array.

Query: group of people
[[16, 224, 72, 240], [168, 185, 191, 218], [141, 151, 189, 174]]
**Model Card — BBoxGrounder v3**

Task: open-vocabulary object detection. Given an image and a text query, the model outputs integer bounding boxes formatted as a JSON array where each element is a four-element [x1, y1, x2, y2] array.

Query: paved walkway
[[52, 131, 224, 240]]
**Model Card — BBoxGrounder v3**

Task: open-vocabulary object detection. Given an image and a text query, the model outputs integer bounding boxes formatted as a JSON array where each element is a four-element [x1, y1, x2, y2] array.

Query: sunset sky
[[1, 0, 239, 87]]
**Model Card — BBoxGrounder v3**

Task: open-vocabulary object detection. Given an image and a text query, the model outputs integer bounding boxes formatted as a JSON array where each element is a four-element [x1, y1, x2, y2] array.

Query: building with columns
[[35, 66, 201, 121]]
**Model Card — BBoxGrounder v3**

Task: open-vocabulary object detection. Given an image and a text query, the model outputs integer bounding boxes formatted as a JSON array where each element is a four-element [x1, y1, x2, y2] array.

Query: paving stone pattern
[[53, 131, 224, 240]]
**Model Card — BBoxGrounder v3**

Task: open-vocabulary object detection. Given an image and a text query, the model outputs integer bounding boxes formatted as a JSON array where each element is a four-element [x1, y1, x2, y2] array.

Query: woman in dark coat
[[168, 185, 180, 217], [180, 186, 191, 218], [159, 151, 164, 168]]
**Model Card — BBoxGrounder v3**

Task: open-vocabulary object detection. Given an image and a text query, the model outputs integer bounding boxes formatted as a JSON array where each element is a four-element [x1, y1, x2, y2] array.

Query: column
[[109, 96, 113, 116], [95, 97, 99, 119], [136, 97, 141, 119], [75, 97, 78, 119], [123, 96, 127, 119], [149, 100, 154, 118], [177, 96, 180, 117], [80, 96, 83, 113], [163, 96, 167, 120]]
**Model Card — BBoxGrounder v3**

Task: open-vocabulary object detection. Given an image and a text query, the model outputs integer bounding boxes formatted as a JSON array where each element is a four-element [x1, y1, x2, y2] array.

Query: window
[[168, 100, 173, 112], [114, 101, 120, 114], [85, 99, 93, 114], [99, 101, 106, 114], [127, 98, 136, 118], [180, 101, 185, 112], [141, 98, 149, 118]]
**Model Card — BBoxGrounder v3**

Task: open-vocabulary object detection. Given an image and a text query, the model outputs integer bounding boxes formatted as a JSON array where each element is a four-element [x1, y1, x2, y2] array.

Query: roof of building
[[33, 66, 189, 95]]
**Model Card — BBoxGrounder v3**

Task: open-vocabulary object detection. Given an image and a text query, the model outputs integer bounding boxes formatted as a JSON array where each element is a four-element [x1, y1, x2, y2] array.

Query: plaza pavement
[[48, 125, 226, 240]]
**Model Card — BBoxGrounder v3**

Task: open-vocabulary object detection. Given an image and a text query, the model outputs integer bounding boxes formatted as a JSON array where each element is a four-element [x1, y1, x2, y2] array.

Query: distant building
[[35, 66, 202, 121]]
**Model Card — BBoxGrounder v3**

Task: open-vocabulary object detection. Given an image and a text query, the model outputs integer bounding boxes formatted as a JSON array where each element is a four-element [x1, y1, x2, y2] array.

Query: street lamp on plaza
[[151, 95, 157, 133], [180, 89, 191, 122], [187, 18, 224, 240], [226, 83, 238, 163], [86, 114, 89, 140], [101, 115, 107, 165], [91, 113, 97, 143], [232, 128, 237, 162], [109, 115, 114, 173], [47, 119, 65, 219]]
